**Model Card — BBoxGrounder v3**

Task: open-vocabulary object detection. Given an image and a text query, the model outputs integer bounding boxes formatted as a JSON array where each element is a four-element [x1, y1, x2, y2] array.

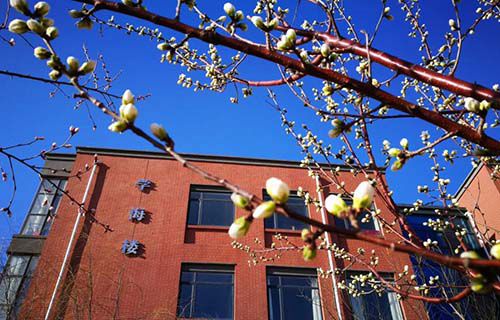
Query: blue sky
[[0, 1, 499, 256]]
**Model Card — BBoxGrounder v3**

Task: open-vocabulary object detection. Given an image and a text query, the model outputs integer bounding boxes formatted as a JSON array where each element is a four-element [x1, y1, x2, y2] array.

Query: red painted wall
[[21, 152, 426, 319]]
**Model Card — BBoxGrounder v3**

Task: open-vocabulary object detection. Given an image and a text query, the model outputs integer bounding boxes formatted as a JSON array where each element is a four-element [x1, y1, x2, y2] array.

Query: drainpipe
[[315, 175, 343, 320], [44, 161, 98, 320]]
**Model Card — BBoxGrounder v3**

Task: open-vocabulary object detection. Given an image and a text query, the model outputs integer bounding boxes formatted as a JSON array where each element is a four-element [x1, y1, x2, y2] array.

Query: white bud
[[231, 192, 249, 209], [324, 194, 348, 217], [34, 46, 51, 59], [464, 97, 480, 113], [320, 43, 331, 57], [34, 2, 50, 17], [150, 123, 168, 141], [250, 16, 265, 30], [45, 26, 58, 39], [286, 29, 296, 42], [108, 120, 127, 133], [252, 201, 276, 219], [78, 60, 96, 74], [8, 19, 29, 34], [119, 104, 138, 123], [266, 177, 289, 203], [122, 89, 135, 105], [10, 0, 30, 15], [228, 216, 251, 239], [26, 19, 44, 34], [388, 148, 401, 157], [66, 56, 79, 73], [223, 2, 235, 17], [352, 181, 375, 211], [400, 138, 409, 150]]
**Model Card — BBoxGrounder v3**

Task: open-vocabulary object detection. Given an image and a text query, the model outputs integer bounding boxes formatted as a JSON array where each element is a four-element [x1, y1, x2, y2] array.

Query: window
[[264, 192, 309, 230], [0, 255, 39, 320], [21, 179, 67, 236], [332, 197, 378, 231], [345, 272, 403, 320], [177, 264, 234, 319], [267, 268, 322, 320], [187, 186, 235, 227]]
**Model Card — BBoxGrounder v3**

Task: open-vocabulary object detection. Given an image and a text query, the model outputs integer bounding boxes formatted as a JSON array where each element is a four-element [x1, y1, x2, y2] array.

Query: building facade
[[3, 146, 468, 319]]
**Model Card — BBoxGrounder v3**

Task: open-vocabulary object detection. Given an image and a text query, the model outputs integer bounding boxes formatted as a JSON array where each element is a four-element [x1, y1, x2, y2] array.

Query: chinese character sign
[[129, 208, 146, 222], [121, 239, 140, 256]]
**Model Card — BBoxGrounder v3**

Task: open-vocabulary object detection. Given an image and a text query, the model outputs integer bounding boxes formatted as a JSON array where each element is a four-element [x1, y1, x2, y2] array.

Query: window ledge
[[265, 228, 302, 235], [13, 234, 47, 240], [187, 225, 230, 231]]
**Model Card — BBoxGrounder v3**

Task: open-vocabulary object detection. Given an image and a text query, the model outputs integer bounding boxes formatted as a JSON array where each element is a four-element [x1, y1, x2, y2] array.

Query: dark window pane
[[196, 272, 233, 284], [267, 271, 322, 320], [187, 200, 199, 225], [187, 188, 234, 227], [178, 266, 234, 319], [193, 283, 233, 319], [282, 287, 316, 320], [268, 287, 281, 320], [0, 277, 21, 305], [264, 194, 308, 230], [200, 200, 233, 226]]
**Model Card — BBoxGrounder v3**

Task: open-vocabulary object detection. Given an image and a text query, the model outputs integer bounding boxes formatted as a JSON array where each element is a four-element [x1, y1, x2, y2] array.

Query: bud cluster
[[108, 89, 139, 133]]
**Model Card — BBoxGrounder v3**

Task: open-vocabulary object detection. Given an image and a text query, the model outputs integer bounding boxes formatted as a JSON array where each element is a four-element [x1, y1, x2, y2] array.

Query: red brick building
[[455, 162, 500, 243], [4, 147, 431, 319]]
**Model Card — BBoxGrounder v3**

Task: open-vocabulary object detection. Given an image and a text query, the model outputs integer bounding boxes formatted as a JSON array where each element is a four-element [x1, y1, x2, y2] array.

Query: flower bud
[[324, 194, 348, 217], [250, 16, 266, 30], [479, 100, 491, 112], [108, 120, 128, 133], [122, 89, 135, 105], [69, 10, 84, 18], [388, 148, 401, 157], [66, 56, 79, 74], [464, 97, 480, 113], [286, 29, 296, 42], [45, 26, 58, 39], [8, 19, 29, 34], [119, 103, 138, 123], [233, 10, 243, 22], [277, 35, 292, 51], [122, 0, 135, 6], [391, 160, 403, 171], [228, 216, 251, 239], [471, 276, 491, 294], [320, 43, 331, 57], [252, 201, 276, 219], [78, 60, 96, 74], [322, 84, 333, 96], [150, 123, 168, 141], [448, 19, 456, 29], [34, 2, 50, 17], [76, 17, 93, 30], [10, 0, 30, 15], [34, 46, 51, 59], [460, 251, 480, 260], [301, 228, 312, 241], [490, 243, 500, 260], [266, 18, 278, 30], [266, 177, 289, 204], [223, 2, 236, 17], [352, 181, 375, 211], [231, 192, 249, 209], [27, 19, 45, 34], [40, 17, 54, 27], [48, 69, 61, 80], [157, 42, 170, 51], [399, 138, 409, 150], [303, 245, 317, 261]]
